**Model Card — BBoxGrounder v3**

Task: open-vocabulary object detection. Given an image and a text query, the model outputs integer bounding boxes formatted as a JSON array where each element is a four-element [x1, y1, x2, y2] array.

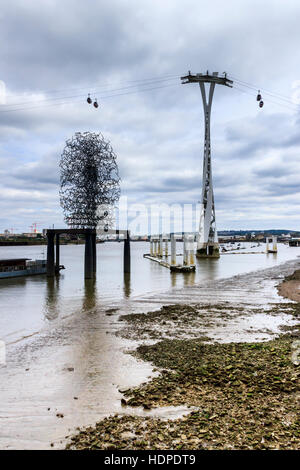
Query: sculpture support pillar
[[85, 231, 94, 279], [92, 232, 97, 277], [55, 234, 60, 274], [124, 230, 131, 273], [47, 232, 55, 277]]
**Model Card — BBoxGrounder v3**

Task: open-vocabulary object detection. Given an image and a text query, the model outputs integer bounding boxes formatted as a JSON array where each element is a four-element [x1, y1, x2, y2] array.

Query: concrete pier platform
[[143, 254, 195, 272]]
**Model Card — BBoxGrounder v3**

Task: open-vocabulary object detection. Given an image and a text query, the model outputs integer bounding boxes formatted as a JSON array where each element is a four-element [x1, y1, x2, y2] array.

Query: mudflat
[[66, 265, 300, 450], [277, 269, 300, 303]]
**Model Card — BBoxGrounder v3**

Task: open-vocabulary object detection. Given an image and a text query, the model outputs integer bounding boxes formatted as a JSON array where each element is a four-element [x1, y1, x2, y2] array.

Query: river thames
[[0, 241, 299, 343]]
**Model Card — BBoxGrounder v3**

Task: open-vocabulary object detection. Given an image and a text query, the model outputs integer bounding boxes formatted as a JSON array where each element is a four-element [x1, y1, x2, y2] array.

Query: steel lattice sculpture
[[60, 132, 120, 229]]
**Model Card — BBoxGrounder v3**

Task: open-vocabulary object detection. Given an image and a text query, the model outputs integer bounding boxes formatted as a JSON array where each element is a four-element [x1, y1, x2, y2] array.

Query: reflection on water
[[44, 277, 60, 321], [82, 279, 97, 312], [184, 269, 196, 287], [196, 257, 219, 281], [171, 270, 197, 288], [171, 272, 177, 288], [123, 273, 131, 298], [170, 257, 218, 288]]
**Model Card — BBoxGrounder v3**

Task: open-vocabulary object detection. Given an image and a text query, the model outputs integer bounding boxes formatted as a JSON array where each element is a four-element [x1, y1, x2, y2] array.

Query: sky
[[1, 0, 300, 234]]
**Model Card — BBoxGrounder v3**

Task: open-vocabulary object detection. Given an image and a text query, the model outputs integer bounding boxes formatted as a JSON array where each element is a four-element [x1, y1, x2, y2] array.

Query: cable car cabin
[[93, 100, 99, 108], [259, 100, 264, 108], [87, 94, 92, 104], [257, 91, 262, 101]]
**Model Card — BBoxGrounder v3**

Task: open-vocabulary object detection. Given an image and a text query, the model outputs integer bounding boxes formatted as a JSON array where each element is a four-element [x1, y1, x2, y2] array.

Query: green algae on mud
[[117, 303, 240, 341], [66, 271, 300, 450], [277, 270, 300, 304], [66, 336, 299, 450], [283, 269, 300, 281], [117, 301, 299, 342]]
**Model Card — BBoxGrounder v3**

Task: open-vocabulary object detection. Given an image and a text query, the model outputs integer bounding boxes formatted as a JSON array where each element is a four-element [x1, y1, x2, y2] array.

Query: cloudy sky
[[1, 0, 300, 234]]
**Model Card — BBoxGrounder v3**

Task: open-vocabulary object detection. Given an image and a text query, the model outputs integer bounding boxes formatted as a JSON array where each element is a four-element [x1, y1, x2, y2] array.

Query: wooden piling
[[153, 240, 157, 257], [158, 235, 163, 257], [171, 234, 176, 266], [165, 239, 168, 257], [183, 235, 188, 265], [272, 236, 277, 253], [189, 235, 195, 265]]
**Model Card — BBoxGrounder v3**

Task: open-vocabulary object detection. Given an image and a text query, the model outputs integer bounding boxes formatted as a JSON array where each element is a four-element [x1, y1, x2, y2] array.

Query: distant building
[[0, 230, 20, 238], [22, 232, 39, 238], [289, 238, 300, 247]]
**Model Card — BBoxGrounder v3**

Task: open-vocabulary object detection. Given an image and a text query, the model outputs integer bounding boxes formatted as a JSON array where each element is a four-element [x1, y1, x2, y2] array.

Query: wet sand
[[277, 269, 300, 303]]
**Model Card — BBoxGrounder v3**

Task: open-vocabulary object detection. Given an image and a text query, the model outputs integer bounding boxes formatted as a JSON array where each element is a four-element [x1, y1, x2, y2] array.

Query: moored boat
[[0, 258, 47, 279]]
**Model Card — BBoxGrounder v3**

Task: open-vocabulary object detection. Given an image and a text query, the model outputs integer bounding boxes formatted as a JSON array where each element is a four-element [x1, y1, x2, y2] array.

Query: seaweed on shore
[[66, 270, 300, 450], [66, 337, 299, 450], [283, 270, 300, 282]]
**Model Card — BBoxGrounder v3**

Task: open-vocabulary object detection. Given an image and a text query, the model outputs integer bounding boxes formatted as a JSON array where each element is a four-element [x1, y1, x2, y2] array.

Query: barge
[[0, 258, 47, 279]]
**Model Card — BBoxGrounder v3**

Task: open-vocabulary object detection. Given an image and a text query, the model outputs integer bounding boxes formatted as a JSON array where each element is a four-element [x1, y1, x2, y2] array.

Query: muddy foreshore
[[66, 269, 300, 450], [277, 269, 300, 303]]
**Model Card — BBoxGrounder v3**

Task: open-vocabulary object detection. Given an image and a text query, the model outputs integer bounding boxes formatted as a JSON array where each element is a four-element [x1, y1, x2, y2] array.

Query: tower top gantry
[[181, 71, 233, 87]]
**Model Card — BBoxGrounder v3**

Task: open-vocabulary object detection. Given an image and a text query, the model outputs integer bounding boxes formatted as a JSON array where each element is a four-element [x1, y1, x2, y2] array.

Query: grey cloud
[[254, 166, 293, 178], [1, 0, 300, 231], [264, 182, 300, 197], [0, 1, 151, 90]]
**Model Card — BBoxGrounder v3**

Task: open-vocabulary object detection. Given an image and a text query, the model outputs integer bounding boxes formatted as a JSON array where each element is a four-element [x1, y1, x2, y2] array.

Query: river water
[[0, 241, 299, 343], [0, 241, 299, 449]]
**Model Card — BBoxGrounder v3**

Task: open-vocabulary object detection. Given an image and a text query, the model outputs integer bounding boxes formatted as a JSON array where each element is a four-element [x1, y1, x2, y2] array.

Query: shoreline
[[277, 269, 300, 303], [66, 266, 300, 450]]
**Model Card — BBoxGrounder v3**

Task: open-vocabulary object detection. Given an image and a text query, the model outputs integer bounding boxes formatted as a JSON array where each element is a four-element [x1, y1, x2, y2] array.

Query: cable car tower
[[181, 71, 233, 258]]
